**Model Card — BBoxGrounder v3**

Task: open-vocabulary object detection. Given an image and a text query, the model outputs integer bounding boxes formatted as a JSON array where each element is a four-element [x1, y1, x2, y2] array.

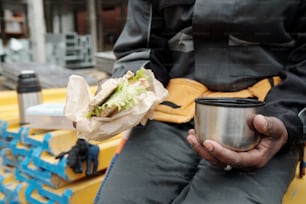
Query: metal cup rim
[[195, 97, 265, 108]]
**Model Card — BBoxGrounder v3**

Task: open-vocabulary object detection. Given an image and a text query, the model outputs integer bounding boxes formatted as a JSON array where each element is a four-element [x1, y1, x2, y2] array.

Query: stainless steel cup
[[194, 98, 265, 151]]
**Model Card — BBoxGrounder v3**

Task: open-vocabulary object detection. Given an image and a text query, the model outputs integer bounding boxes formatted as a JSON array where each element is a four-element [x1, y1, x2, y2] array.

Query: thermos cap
[[17, 70, 42, 93]]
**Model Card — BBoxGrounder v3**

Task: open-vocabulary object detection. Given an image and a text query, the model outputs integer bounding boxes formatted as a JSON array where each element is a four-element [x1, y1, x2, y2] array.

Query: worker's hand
[[187, 114, 288, 170]]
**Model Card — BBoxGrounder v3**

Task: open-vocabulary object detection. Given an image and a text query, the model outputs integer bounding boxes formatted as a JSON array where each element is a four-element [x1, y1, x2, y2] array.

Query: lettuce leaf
[[129, 67, 148, 82], [88, 68, 148, 118]]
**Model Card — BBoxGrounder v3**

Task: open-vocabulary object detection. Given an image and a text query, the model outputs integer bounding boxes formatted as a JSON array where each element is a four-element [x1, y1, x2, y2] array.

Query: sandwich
[[87, 68, 150, 118]]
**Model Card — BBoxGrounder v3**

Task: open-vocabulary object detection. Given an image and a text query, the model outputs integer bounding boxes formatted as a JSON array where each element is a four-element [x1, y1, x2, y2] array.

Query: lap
[[173, 151, 299, 204], [96, 120, 299, 204]]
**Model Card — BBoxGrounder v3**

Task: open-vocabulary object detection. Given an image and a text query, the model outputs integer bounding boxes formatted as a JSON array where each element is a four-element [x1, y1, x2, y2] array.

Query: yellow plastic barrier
[[284, 172, 306, 203], [0, 87, 120, 203]]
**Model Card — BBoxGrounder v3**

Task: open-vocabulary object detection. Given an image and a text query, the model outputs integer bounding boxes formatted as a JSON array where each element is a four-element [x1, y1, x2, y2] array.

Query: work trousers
[[96, 120, 299, 204]]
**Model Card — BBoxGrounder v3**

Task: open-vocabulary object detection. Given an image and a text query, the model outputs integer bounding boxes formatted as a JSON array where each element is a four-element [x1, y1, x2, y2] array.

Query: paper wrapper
[[64, 69, 168, 141]]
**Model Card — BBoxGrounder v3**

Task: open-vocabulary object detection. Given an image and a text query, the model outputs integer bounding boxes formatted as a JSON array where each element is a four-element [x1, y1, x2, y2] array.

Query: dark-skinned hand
[[187, 114, 288, 170]]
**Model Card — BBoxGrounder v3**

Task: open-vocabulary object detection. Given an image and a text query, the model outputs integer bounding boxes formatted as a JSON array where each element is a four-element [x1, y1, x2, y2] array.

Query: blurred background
[[0, 1, 128, 203], [0, 0, 128, 90]]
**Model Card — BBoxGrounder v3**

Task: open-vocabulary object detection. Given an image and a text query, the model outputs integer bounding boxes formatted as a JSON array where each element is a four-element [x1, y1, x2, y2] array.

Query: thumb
[[253, 114, 287, 140]]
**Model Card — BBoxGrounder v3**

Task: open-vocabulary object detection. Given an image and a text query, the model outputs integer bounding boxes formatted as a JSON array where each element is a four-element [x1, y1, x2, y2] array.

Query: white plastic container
[[26, 103, 74, 130]]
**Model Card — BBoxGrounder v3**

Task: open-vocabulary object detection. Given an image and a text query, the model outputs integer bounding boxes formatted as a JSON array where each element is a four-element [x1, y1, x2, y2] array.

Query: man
[[96, 0, 306, 203]]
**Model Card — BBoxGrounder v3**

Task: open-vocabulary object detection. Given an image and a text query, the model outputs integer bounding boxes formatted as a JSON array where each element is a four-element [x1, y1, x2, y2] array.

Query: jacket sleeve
[[264, 2, 306, 153], [111, 0, 171, 87]]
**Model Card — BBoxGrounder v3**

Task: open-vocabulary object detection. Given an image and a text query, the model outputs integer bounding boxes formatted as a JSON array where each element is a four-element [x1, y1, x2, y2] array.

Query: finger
[[188, 129, 195, 136], [187, 134, 223, 167], [203, 140, 263, 169], [202, 115, 288, 170], [253, 114, 287, 140], [253, 114, 288, 154]]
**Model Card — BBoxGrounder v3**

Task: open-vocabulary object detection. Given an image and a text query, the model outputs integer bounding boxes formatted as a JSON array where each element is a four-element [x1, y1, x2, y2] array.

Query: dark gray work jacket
[[112, 0, 306, 152]]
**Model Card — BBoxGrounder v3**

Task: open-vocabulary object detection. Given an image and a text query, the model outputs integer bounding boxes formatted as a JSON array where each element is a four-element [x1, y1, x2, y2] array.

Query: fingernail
[[187, 136, 195, 147], [204, 142, 214, 152], [258, 114, 268, 129]]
